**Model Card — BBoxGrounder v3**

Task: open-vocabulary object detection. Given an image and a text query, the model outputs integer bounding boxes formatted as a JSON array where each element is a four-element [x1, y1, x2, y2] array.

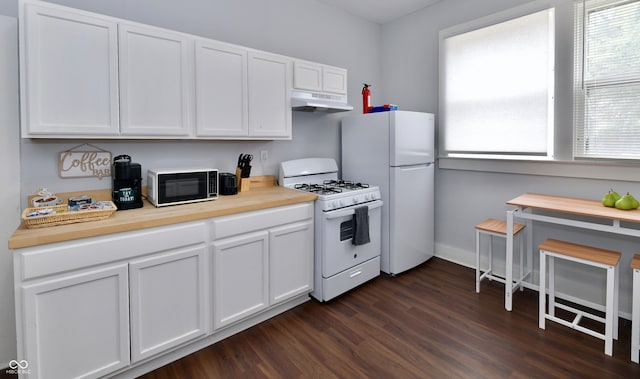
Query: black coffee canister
[[112, 155, 143, 210]]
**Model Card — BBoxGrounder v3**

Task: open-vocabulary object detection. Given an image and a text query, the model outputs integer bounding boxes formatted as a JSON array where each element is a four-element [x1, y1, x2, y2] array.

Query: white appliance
[[290, 90, 353, 113], [279, 158, 382, 301], [342, 111, 435, 275]]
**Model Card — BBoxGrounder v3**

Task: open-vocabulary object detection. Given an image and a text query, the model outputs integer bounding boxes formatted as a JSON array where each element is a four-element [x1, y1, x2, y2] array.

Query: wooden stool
[[538, 239, 620, 356], [475, 218, 526, 293], [631, 254, 640, 363]]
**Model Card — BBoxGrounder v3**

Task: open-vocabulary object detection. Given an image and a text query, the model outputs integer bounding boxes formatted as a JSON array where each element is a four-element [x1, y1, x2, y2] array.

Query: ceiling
[[316, 0, 442, 24]]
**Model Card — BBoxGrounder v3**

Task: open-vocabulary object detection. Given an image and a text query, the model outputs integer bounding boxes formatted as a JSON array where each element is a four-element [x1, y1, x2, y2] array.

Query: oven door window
[[340, 220, 354, 241], [340, 217, 370, 242], [158, 172, 207, 204]]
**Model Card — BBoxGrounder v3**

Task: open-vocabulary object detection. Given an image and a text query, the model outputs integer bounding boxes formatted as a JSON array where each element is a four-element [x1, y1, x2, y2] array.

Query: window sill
[[438, 157, 640, 182]]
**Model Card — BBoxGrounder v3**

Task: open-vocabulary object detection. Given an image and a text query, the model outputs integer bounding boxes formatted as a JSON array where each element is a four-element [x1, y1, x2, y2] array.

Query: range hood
[[291, 90, 353, 113]]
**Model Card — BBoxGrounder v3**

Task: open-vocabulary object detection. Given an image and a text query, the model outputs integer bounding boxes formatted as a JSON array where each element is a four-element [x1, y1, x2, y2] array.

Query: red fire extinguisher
[[362, 83, 372, 114]]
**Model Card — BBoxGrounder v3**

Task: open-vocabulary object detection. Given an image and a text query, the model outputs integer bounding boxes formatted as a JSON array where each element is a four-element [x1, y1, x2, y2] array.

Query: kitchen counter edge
[[9, 186, 317, 249]]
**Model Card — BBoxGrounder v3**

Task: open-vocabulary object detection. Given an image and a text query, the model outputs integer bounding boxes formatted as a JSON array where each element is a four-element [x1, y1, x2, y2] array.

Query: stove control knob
[[353, 196, 360, 204], [331, 201, 338, 209], [340, 199, 346, 207]]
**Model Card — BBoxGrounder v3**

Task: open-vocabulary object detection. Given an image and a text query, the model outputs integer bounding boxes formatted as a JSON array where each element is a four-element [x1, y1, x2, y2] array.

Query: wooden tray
[[21, 201, 117, 229]]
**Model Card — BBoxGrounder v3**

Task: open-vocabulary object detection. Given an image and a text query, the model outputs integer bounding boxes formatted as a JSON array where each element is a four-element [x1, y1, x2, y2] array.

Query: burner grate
[[323, 180, 370, 190], [295, 183, 343, 195], [294, 180, 370, 195]]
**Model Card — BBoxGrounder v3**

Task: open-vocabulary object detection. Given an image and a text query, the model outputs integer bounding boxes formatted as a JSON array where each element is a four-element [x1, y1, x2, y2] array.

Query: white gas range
[[279, 158, 382, 302]]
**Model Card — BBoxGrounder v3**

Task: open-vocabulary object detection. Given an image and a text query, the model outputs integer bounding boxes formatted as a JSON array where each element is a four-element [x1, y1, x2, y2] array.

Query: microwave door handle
[[325, 200, 383, 220]]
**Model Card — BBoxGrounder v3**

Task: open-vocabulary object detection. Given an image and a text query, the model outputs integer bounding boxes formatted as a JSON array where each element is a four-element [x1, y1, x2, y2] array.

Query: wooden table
[[504, 193, 640, 311]]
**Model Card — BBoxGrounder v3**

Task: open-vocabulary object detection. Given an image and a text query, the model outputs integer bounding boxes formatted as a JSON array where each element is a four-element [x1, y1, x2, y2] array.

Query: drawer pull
[[350, 270, 362, 278]]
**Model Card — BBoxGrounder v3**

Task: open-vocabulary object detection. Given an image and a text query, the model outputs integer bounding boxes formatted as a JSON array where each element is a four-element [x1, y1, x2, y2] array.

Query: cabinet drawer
[[322, 256, 380, 302], [16, 221, 207, 281], [211, 203, 313, 239]]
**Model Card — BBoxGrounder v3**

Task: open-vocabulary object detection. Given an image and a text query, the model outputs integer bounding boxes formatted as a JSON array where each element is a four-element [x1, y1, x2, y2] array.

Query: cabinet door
[[195, 40, 248, 137], [269, 221, 314, 305], [21, 2, 119, 137], [212, 231, 269, 329], [293, 61, 322, 92], [119, 23, 192, 136], [248, 52, 292, 139], [21, 264, 129, 379], [322, 66, 348, 95], [129, 244, 208, 362]]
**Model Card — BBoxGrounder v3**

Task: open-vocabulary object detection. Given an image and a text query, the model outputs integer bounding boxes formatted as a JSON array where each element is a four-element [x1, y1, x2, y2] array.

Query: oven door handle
[[325, 200, 383, 220]]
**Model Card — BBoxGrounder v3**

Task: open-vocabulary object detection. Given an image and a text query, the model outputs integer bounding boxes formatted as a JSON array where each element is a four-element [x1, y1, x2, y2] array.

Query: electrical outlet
[[260, 150, 268, 162]]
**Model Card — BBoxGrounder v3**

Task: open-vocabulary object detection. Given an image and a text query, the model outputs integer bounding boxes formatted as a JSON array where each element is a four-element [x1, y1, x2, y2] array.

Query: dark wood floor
[[139, 258, 640, 378]]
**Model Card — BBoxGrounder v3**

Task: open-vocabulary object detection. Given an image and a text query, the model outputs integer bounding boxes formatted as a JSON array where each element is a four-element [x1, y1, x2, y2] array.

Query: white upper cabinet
[[195, 40, 249, 137], [293, 61, 322, 92], [18, 0, 346, 140], [294, 60, 347, 95], [119, 23, 192, 136], [248, 52, 292, 139], [322, 66, 348, 94], [20, 2, 120, 137]]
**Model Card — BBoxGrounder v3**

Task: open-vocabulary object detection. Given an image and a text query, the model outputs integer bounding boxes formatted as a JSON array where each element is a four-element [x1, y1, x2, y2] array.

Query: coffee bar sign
[[59, 144, 112, 179]]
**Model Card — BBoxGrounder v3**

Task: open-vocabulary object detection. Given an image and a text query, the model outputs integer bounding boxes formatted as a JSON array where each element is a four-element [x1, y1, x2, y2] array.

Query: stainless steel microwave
[[147, 168, 218, 207]]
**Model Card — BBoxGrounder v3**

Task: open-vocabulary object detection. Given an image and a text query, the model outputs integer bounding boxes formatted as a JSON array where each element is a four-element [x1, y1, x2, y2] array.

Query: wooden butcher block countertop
[[9, 184, 317, 250]]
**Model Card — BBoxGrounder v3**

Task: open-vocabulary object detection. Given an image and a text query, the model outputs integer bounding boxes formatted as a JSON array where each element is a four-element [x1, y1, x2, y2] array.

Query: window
[[439, 7, 555, 159], [574, 0, 640, 159]]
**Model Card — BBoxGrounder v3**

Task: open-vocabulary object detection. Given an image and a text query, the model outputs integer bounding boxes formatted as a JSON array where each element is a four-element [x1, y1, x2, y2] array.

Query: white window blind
[[441, 8, 555, 157], [574, 0, 640, 159]]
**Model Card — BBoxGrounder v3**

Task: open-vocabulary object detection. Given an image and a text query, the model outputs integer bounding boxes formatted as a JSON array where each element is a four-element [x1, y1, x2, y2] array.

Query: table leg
[[506, 209, 514, 311], [526, 216, 533, 283], [632, 268, 640, 363]]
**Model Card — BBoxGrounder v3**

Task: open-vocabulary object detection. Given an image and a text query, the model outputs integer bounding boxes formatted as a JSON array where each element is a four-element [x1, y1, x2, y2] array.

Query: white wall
[[0, 0, 382, 366], [381, 0, 640, 317], [0, 15, 20, 369]]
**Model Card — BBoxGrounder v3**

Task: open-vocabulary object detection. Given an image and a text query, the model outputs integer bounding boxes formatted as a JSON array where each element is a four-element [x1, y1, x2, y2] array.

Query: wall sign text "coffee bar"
[[59, 150, 112, 179]]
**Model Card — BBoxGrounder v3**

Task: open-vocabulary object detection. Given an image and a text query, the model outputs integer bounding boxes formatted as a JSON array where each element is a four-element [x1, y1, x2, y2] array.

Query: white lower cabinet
[[211, 203, 314, 330], [212, 231, 269, 329], [269, 221, 314, 304], [129, 244, 208, 362], [14, 221, 208, 379], [21, 263, 130, 379], [13, 202, 314, 378]]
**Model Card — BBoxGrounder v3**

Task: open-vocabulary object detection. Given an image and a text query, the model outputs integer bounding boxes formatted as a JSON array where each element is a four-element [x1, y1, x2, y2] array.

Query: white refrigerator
[[342, 111, 434, 275]]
